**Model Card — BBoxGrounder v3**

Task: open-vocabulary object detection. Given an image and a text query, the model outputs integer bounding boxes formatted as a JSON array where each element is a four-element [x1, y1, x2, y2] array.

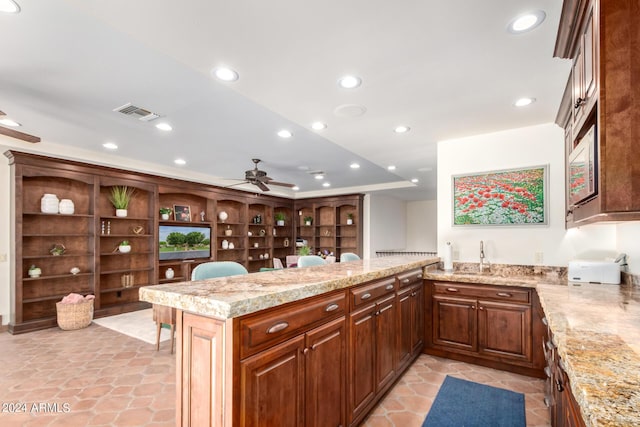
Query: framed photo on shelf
[[173, 205, 192, 222], [452, 165, 548, 226]]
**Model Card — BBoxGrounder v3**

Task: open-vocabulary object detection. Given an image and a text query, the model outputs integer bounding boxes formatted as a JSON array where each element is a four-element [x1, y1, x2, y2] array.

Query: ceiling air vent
[[112, 103, 160, 122]]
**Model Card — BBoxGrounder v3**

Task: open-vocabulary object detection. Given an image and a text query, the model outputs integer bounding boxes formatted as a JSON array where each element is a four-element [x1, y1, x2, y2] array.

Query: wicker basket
[[56, 299, 94, 330]]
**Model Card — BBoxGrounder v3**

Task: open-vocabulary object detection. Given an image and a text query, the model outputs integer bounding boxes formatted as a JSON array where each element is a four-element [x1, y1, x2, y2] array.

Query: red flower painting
[[453, 166, 547, 225]]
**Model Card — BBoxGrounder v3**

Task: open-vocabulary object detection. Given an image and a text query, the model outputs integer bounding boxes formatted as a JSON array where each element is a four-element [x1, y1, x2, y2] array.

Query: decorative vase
[[28, 267, 42, 278], [276, 220, 285, 226], [161, 213, 170, 220], [70, 267, 80, 275], [41, 194, 59, 214], [58, 199, 75, 215], [222, 239, 229, 250], [118, 245, 131, 253], [218, 211, 228, 222], [228, 242, 235, 249], [225, 228, 233, 236], [116, 209, 128, 217], [165, 268, 175, 279], [347, 219, 353, 225]]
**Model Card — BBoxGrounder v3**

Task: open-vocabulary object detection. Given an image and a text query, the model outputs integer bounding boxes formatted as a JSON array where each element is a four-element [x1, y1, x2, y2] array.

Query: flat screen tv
[[159, 224, 211, 261]]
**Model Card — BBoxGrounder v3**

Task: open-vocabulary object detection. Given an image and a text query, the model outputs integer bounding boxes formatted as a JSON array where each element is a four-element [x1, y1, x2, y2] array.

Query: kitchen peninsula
[[140, 255, 438, 427]]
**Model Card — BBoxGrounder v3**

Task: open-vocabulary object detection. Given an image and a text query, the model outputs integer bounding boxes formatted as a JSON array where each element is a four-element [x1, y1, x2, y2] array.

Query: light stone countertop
[[139, 256, 438, 319], [423, 268, 640, 427]]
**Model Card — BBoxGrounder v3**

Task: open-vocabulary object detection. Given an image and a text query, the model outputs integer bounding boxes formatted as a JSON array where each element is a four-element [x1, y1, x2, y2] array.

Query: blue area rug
[[422, 375, 526, 427]]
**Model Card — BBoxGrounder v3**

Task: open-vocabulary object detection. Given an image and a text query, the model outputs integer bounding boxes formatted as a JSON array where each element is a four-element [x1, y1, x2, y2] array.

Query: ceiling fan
[[229, 159, 295, 192]]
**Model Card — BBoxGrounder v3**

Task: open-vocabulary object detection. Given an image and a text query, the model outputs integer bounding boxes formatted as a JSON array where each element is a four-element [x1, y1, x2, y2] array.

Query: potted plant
[[304, 216, 313, 226], [159, 207, 172, 220], [28, 264, 42, 278], [275, 212, 286, 226], [346, 213, 354, 225], [108, 186, 135, 217], [118, 240, 131, 253], [297, 245, 311, 256]]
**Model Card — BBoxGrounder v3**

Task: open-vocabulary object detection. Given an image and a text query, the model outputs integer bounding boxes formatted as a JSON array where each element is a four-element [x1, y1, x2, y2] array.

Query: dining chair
[[325, 256, 336, 264], [340, 252, 361, 262], [297, 255, 327, 267], [286, 255, 299, 268], [191, 261, 248, 280]]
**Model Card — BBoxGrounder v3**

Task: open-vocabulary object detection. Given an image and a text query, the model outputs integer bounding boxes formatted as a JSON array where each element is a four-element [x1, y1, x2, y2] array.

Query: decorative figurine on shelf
[[70, 267, 80, 275], [165, 268, 175, 279], [132, 225, 144, 235], [347, 213, 354, 225], [159, 207, 172, 220], [50, 243, 66, 256], [284, 238, 290, 247], [225, 226, 233, 236], [218, 211, 228, 222], [200, 211, 205, 222]]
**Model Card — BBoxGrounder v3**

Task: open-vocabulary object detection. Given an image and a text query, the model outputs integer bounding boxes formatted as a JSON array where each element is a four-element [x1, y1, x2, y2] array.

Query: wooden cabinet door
[[349, 303, 377, 422], [240, 335, 305, 427], [375, 295, 396, 393], [411, 284, 424, 356], [305, 317, 346, 427], [477, 300, 532, 363], [432, 295, 477, 352], [396, 287, 413, 369]]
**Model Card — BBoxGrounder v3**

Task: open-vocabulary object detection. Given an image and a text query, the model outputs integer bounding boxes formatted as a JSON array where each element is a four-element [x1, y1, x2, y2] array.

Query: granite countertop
[[423, 267, 640, 427], [139, 256, 438, 319]]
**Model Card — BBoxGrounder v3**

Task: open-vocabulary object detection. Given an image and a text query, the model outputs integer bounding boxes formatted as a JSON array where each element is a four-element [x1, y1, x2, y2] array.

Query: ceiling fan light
[[0, 0, 20, 13], [0, 118, 21, 127]]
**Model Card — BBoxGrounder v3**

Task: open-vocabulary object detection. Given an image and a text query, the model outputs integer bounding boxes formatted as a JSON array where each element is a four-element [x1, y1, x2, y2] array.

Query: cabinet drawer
[[433, 282, 530, 304], [240, 291, 346, 358], [351, 277, 396, 307], [397, 269, 423, 288]]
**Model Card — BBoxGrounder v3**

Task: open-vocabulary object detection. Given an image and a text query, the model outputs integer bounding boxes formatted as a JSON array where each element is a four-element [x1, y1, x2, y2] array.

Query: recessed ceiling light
[[174, 158, 186, 166], [314, 174, 324, 180], [411, 178, 419, 183], [0, 0, 20, 13], [338, 75, 362, 89], [277, 129, 292, 138], [156, 122, 172, 131], [394, 125, 410, 133], [508, 10, 546, 33], [322, 182, 331, 188], [212, 67, 239, 82], [387, 165, 396, 171], [333, 104, 367, 117], [311, 122, 327, 130], [514, 97, 536, 107], [0, 118, 21, 127], [102, 142, 118, 150], [292, 186, 300, 191], [350, 163, 360, 169]]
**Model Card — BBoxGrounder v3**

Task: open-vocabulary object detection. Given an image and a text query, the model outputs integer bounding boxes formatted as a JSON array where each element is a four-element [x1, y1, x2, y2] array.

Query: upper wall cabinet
[[555, 0, 640, 227]]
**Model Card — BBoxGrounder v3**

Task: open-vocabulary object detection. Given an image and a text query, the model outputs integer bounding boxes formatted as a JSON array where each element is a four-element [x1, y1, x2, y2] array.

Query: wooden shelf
[[23, 272, 93, 281]]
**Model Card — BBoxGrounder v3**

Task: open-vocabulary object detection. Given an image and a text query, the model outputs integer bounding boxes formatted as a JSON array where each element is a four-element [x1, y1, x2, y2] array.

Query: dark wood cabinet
[[556, 0, 640, 226], [425, 281, 544, 378], [396, 282, 424, 372]]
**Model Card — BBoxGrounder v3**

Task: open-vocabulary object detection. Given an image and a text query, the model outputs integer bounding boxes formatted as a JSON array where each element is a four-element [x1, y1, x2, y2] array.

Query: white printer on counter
[[568, 254, 626, 284]]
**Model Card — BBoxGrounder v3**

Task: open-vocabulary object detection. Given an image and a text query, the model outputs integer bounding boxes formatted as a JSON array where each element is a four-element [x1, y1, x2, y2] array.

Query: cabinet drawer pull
[[446, 287, 459, 292], [416, 273, 422, 279], [541, 317, 548, 326], [544, 366, 552, 378], [543, 396, 551, 408], [496, 292, 512, 298], [555, 378, 564, 392], [471, 305, 476, 310], [385, 284, 395, 290], [410, 292, 417, 297], [266, 322, 289, 334], [361, 293, 372, 300], [478, 306, 484, 310], [402, 278, 410, 284], [545, 340, 556, 351], [324, 303, 339, 312]]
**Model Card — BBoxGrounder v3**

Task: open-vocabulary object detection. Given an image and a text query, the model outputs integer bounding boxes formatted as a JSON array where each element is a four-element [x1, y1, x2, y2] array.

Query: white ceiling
[[0, 0, 570, 200]]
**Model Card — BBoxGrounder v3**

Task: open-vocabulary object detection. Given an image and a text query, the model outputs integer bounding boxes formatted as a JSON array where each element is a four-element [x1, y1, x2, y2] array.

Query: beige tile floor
[[0, 322, 550, 427]]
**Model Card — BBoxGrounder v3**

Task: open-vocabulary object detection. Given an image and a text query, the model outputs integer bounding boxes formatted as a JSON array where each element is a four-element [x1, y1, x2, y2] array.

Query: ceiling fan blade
[[225, 181, 250, 188], [0, 125, 41, 143], [255, 181, 270, 192], [267, 181, 296, 188]]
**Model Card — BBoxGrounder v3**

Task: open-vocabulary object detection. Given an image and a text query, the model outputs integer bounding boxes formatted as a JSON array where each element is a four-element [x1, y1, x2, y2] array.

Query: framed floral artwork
[[452, 165, 548, 226], [173, 205, 192, 222]]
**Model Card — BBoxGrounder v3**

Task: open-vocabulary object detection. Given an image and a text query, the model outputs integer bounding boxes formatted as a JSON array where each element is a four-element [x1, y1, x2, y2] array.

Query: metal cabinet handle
[[266, 321, 289, 334], [478, 306, 484, 310], [543, 396, 551, 408], [541, 317, 548, 326], [303, 347, 309, 355], [471, 305, 476, 310], [361, 293, 372, 300], [496, 292, 512, 298], [325, 303, 339, 312], [545, 340, 556, 351], [544, 366, 552, 378], [555, 378, 564, 392], [402, 278, 410, 284], [446, 287, 459, 292], [416, 273, 422, 279], [410, 292, 417, 297], [574, 97, 585, 109], [385, 284, 395, 290]]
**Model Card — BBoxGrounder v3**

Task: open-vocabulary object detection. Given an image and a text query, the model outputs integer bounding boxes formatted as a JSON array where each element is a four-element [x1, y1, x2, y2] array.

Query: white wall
[[615, 222, 640, 274], [0, 153, 10, 325], [366, 193, 406, 256], [406, 200, 437, 252], [436, 123, 621, 267]]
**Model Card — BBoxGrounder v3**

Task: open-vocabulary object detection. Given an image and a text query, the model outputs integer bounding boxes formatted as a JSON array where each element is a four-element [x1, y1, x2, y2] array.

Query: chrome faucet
[[479, 240, 490, 273]]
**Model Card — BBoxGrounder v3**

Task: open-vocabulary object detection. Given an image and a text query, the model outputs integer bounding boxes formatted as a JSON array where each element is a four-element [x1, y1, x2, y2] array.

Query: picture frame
[[452, 165, 548, 226], [173, 205, 192, 222]]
